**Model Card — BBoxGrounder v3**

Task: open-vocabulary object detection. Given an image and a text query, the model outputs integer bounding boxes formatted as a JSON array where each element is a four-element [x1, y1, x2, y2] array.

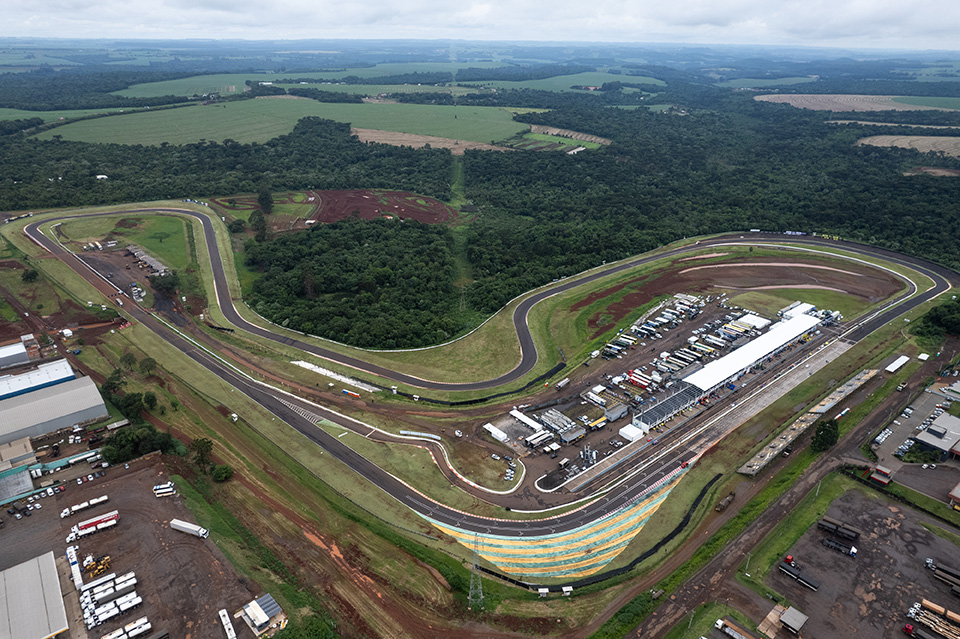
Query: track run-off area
[[18, 208, 958, 584]]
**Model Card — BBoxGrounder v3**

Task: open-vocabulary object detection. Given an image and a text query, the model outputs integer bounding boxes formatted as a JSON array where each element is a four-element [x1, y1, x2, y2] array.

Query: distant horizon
[[4, 1, 959, 53], [0, 35, 957, 58]]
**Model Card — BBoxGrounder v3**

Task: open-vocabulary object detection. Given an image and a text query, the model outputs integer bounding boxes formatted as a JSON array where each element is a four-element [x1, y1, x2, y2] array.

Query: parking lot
[[767, 490, 960, 638], [2, 457, 255, 638], [486, 294, 838, 490], [873, 390, 951, 464]]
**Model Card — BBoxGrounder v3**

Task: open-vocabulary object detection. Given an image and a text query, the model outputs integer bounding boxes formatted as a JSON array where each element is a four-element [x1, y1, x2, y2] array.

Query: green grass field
[[35, 99, 529, 145], [0, 107, 133, 123], [727, 288, 870, 319], [114, 63, 510, 99], [275, 83, 479, 96], [892, 96, 960, 110], [57, 215, 192, 270], [716, 76, 816, 88], [460, 72, 664, 92]]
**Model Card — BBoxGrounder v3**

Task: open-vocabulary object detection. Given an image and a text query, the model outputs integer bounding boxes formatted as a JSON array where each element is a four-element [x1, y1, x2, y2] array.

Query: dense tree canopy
[[245, 218, 462, 348]]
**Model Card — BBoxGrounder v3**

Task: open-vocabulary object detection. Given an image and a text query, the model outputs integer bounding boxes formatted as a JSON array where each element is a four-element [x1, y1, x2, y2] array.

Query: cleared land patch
[[35, 99, 529, 145], [827, 119, 960, 130], [351, 128, 511, 154], [214, 189, 454, 224], [856, 135, 960, 158], [755, 94, 955, 111], [528, 124, 611, 146]]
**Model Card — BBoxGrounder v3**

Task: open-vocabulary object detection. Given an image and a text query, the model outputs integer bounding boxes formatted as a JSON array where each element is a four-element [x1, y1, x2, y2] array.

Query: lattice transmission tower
[[468, 534, 484, 610]]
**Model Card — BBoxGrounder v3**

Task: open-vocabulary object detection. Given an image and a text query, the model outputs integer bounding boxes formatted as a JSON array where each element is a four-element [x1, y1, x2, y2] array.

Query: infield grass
[[35, 99, 528, 145], [57, 214, 192, 270]]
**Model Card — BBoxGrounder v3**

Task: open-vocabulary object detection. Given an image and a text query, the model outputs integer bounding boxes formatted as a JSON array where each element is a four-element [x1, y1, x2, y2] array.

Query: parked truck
[[822, 537, 857, 557], [715, 492, 735, 512], [170, 518, 209, 539]]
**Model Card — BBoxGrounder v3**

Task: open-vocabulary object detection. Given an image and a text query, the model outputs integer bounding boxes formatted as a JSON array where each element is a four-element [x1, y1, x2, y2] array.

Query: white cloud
[[2, 0, 959, 51]]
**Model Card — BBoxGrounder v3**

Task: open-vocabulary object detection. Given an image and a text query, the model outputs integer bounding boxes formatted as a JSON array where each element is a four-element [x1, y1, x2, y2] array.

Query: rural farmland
[[856, 135, 960, 158], [113, 62, 511, 99], [33, 98, 530, 145], [754, 94, 960, 111]]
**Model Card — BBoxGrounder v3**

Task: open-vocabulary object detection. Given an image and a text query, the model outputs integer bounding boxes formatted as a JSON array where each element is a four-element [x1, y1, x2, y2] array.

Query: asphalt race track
[[22, 211, 958, 539]]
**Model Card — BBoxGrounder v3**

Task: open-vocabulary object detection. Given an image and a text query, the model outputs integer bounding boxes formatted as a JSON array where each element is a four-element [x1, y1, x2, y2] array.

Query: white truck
[[169, 518, 209, 539]]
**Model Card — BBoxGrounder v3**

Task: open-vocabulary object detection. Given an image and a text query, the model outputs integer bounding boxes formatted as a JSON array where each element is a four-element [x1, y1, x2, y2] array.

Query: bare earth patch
[[828, 120, 960, 130], [755, 95, 948, 111], [678, 262, 862, 276], [904, 166, 960, 177], [528, 124, 612, 145], [856, 135, 960, 158], [726, 284, 848, 293], [351, 128, 511, 155]]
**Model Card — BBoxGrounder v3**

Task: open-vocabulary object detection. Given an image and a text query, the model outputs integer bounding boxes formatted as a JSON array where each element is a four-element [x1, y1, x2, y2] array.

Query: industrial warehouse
[[0, 552, 69, 639], [0, 360, 108, 446]]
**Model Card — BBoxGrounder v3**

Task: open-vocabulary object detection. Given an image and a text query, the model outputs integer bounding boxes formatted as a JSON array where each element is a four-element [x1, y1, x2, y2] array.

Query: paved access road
[[21, 212, 957, 538]]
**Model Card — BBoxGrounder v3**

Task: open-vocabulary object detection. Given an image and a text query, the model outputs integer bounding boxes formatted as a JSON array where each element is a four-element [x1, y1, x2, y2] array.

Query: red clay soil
[[311, 189, 454, 224], [211, 189, 454, 224], [581, 256, 903, 340]]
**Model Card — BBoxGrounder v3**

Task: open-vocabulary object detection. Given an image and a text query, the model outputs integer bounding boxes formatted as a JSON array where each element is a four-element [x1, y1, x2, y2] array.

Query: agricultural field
[[459, 71, 664, 92], [856, 135, 960, 158], [715, 76, 816, 88], [0, 106, 132, 122], [892, 96, 960, 110], [755, 94, 959, 111], [34, 98, 529, 145], [274, 82, 479, 96], [827, 120, 960, 130], [113, 62, 510, 99], [351, 128, 510, 154]]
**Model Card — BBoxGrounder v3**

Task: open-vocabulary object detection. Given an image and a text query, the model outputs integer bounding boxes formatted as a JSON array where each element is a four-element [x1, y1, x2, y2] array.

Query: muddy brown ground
[[352, 128, 512, 155], [4, 457, 254, 639], [771, 490, 960, 639], [574, 255, 902, 340], [211, 189, 454, 225]]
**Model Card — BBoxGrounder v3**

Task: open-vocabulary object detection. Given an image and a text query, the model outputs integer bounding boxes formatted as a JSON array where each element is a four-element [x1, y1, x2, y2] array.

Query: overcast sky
[[6, 0, 960, 52]]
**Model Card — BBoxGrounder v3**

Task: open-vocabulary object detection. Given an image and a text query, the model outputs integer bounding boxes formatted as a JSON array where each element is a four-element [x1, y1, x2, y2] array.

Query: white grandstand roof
[[0, 551, 68, 639], [683, 314, 821, 391], [0, 376, 103, 438], [0, 359, 74, 400]]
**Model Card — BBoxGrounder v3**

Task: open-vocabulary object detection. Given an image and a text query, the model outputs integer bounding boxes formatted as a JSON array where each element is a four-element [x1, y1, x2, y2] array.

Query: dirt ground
[[572, 255, 902, 340], [351, 128, 512, 155], [905, 166, 960, 177], [310, 189, 455, 224], [528, 125, 612, 146], [3, 457, 256, 639], [754, 95, 950, 111], [771, 490, 960, 638], [857, 135, 960, 158]]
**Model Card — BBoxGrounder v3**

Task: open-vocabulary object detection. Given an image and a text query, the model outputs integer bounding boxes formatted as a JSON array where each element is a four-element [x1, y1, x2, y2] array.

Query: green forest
[[4, 50, 960, 347], [244, 219, 461, 348]]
